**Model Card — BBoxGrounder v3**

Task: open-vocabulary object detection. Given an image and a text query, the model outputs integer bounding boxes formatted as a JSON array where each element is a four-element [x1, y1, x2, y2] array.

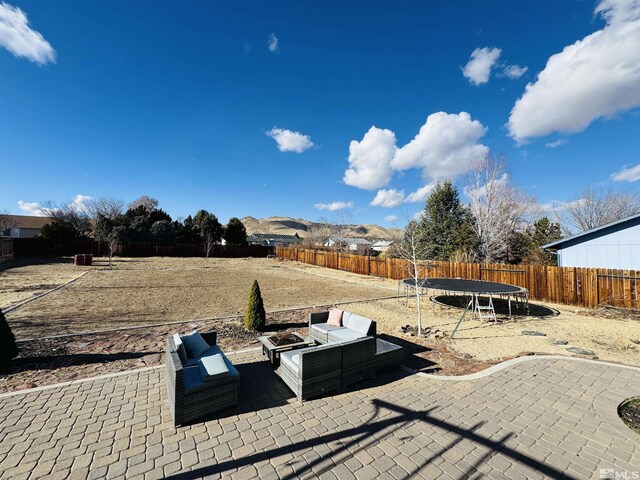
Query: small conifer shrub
[[244, 280, 266, 331], [0, 309, 18, 372]]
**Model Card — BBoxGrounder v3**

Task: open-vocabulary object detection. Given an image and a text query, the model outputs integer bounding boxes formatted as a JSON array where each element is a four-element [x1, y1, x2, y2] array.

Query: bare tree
[[303, 218, 332, 247], [466, 155, 533, 263], [329, 212, 352, 251], [127, 195, 159, 213], [203, 231, 215, 258], [40, 200, 93, 237], [395, 216, 430, 336], [105, 229, 123, 268], [87, 197, 125, 221], [0, 210, 16, 236], [559, 186, 640, 235]]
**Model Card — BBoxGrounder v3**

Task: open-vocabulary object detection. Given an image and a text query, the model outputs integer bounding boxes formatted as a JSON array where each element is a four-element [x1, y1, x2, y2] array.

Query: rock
[[15, 383, 37, 390], [552, 340, 568, 345], [566, 347, 596, 356], [522, 331, 546, 337]]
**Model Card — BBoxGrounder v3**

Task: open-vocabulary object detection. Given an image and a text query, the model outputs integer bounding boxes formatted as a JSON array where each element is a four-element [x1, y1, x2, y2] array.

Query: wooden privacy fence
[[12, 238, 274, 258], [276, 246, 640, 310]]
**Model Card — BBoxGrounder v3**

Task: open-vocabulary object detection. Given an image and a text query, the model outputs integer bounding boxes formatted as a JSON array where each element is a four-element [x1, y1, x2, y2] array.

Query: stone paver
[[1, 349, 639, 479]]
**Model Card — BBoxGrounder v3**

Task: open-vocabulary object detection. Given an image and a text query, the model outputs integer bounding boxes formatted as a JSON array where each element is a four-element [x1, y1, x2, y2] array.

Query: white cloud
[[391, 112, 489, 180], [266, 127, 314, 153], [370, 189, 405, 208], [343, 126, 397, 190], [0, 3, 55, 65], [268, 33, 279, 53], [611, 163, 640, 182], [69, 194, 93, 212], [315, 201, 353, 211], [508, 0, 640, 142], [405, 183, 436, 203], [545, 139, 568, 148], [17, 200, 45, 215], [462, 47, 501, 85], [502, 64, 528, 79], [384, 214, 398, 222], [464, 173, 510, 200]]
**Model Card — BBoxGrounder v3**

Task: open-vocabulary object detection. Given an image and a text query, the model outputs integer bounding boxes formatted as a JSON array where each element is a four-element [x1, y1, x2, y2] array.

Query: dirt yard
[[3, 257, 394, 338], [2, 256, 640, 372]]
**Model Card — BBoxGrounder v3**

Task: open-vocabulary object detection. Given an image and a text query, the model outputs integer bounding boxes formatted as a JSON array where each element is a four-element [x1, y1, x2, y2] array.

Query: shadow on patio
[[167, 396, 575, 480]]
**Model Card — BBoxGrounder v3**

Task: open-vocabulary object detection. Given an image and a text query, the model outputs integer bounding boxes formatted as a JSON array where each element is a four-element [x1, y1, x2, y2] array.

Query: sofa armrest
[[368, 321, 377, 337], [201, 331, 217, 346], [309, 311, 329, 327]]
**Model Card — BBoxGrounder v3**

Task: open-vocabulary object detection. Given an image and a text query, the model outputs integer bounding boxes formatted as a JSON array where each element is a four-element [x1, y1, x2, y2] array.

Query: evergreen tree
[[224, 217, 248, 246], [525, 217, 563, 265], [0, 309, 18, 372], [418, 181, 478, 260], [244, 280, 266, 331], [193, 210, 223, 243]]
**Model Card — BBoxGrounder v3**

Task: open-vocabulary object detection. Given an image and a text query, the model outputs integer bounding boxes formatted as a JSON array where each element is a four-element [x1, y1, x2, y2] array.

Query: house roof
[[542, 212, 640, 250], [248, 233, 301, 241], [372, 240, 394, 247], [1, 215, 51, 229]]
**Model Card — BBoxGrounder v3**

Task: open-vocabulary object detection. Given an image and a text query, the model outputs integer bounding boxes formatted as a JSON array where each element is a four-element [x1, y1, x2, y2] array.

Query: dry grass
[[4, 257, 393, 337], [3, 256, 640, 369]]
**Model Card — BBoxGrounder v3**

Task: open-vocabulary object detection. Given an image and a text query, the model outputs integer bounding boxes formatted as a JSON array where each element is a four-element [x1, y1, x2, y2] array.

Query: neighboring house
[[543, 213, 640, 269], [247, 233, 302, 247], [371, 240, 395, 253], [0, 215, 51, 238], [325, 237, 372, 253]]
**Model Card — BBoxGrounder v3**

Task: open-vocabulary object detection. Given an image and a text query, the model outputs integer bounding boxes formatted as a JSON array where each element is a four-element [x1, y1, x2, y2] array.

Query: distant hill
[[241, 216, 401, 240]]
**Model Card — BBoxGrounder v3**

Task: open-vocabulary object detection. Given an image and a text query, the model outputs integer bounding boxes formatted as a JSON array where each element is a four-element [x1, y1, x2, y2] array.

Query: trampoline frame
[[398, 277, 529, 338]]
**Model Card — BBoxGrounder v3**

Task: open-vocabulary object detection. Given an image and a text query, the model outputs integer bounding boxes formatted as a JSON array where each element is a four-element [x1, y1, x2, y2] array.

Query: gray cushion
[[280, 345, 320, 372], [183, 354, 240, 393], [181, 330, 210, 358], [346, 314, 372, 335], [198, 354, 229, 382], [311, 323, 344, 334], [173, 334, 187, 364], [184, 345, 223, 366], [341, 311, 352, 327], [328, 328, 367, 343]]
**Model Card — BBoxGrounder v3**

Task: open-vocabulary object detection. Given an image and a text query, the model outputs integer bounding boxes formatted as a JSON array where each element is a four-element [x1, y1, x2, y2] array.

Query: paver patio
[[0, 349, 639, 479]]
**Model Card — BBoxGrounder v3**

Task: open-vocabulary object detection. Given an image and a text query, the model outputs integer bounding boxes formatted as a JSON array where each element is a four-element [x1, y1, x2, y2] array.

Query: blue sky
[[1, 0, 639, 225]]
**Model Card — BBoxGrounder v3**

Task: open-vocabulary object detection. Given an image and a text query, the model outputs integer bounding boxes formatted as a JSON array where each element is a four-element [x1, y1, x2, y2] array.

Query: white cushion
[[346, 314, 372, 335], [328, 329, 366, 343], [181, 330, 210, 358], [172, 334, 187, 363], [198, 354, 229, 382], [341, 311, 352, 327]]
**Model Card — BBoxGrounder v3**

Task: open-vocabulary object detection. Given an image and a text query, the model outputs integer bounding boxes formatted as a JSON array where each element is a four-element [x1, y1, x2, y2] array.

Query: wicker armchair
[[279, 343, 342, 401], [165, 331, 239, 426]]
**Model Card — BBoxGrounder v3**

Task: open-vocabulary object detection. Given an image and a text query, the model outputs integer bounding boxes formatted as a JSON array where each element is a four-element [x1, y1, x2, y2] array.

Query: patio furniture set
[[165, 308, 404, 426]]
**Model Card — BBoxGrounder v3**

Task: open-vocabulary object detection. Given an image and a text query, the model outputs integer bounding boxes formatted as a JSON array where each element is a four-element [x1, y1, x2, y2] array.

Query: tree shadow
[[6, 351, 162, 373], [165, 398, 574, 480]]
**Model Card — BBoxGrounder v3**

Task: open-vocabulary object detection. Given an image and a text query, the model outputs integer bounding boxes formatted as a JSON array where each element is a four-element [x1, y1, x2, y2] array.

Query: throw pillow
[[327, 308, 343, 327], [181, 330, 210, 358], [199, 354, 230, 382], [172, 333, 187, 363]]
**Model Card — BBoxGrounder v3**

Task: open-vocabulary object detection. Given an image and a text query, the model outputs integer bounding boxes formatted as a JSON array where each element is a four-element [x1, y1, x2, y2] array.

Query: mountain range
[[240, 216, 401, 240]]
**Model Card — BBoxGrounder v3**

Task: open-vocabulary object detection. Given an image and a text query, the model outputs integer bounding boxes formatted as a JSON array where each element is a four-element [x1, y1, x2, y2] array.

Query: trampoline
[[399, 277, 529, 338]]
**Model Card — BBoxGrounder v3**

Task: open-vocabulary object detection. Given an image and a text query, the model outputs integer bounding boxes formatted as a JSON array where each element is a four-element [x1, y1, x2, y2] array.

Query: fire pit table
[[258, 332, 315, 368]]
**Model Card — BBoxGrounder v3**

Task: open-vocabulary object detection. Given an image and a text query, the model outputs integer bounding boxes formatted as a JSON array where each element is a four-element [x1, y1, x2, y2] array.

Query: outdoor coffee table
[[259, 332, 314, 368]]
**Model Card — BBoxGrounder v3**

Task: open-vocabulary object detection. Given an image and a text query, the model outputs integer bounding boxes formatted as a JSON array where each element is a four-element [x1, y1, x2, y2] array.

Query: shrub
[[0, 309, 18, 371], [244, 280, 266, 331]]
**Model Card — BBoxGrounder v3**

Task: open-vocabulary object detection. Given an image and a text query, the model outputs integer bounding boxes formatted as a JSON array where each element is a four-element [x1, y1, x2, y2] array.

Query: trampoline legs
[[451, 297, 473, 339]]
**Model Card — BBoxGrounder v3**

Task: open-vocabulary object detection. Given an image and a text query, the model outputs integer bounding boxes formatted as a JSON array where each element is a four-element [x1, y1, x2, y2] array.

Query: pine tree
[[244, 280, 266, 331], [0, 309, 18, 372], [418, 181, 478, 260]]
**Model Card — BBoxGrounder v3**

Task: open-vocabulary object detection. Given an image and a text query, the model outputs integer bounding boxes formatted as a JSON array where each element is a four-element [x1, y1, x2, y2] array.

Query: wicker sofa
[[165, 331, 239, 426], [309, 310, 376, 344]]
